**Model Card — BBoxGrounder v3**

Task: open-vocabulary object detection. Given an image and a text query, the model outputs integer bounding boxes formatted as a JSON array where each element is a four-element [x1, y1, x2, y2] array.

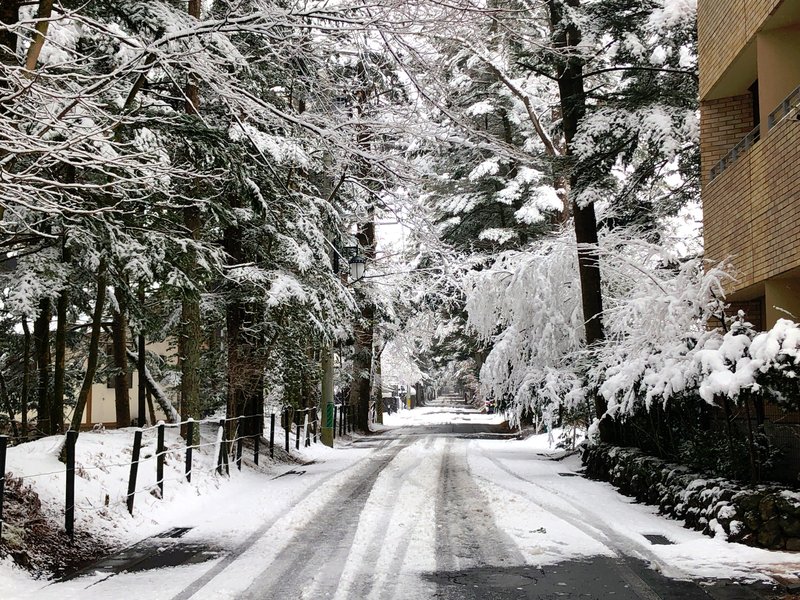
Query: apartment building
[[699, 0, 800, 330]]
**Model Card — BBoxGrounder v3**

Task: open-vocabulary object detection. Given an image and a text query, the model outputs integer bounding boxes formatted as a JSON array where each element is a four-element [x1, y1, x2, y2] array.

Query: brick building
[[699, 0, 800, 330]]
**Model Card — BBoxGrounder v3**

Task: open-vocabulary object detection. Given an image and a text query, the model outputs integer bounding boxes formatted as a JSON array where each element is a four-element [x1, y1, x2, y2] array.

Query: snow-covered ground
[[389, 406, 800, 581], [469, 436, 800, 581], [0, 422, 371, 599], [381, 403, 506, 428], [3, 404, 799, 599]]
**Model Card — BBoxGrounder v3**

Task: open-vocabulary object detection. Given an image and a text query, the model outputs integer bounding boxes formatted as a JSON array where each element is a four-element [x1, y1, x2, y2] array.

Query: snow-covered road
[[15, 398, 799, 599]]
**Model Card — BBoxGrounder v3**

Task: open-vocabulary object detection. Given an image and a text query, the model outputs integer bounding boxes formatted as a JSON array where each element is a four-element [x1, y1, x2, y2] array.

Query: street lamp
[[341, 244, 366, 282], [348, 254, 366, 281]]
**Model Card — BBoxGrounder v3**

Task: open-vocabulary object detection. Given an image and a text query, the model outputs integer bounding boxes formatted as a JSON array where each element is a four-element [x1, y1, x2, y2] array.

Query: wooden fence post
[[0, 436, 7, 541], [236, 435, 243, 471], [295, 410, 301, 451], [127, 429, 143, 515], [185, 419, 195, 482], [333, 403, 337, 440], [253, 433, 260, 466], [217, 419, 226, 475], [284, 409, 290, 454], [270, 413, 275, 459], [65, 430, 77, 542], [156, 422, 165, 498]]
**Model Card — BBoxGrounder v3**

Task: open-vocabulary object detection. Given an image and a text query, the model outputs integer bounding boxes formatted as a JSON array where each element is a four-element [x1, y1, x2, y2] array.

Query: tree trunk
[[71, 259, 106, 432], [722, 396, 737, 478], [112, 287, 131, 427], [0, 0, 20, 223], [743, 393, 760, 483], [0, 371, 18, 437], [51, 172, 74, 434], [146, 388, 157, 425], [350, 210, 376, 433], [548, 0, 608, 426], [24, 0, 54, 72], [350, 313, 372, 432], [223, 191, 263, 439], [373, 346, 383, 425], [179, 280, 202, 427], [51, 282, 68, 434], [224, 301, 261, 439], [21, 317, 30, 438], [179, 0, 203, 435], [34, 297, 51, 434], [137, 284, 146, 427], [126, 348, 178, 423]]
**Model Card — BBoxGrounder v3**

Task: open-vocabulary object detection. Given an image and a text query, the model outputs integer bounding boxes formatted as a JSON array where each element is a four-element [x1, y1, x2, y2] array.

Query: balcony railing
[[710, 84, 800, 182], [709, 125, 760, 181], [767, 84, 800, 130]]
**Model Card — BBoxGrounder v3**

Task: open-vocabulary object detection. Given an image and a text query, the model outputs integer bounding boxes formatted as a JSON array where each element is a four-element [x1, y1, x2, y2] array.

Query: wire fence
[[0, 403, 365, 544]]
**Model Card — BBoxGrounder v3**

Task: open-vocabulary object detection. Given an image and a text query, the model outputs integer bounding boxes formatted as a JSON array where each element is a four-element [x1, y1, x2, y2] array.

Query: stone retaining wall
[[582, 444, 800, 551]]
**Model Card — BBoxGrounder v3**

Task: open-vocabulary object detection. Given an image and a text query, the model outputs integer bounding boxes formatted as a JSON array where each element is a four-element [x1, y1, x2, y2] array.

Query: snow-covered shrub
[[464, 232, 587, 425], [464, 228, 729, 424], [590, 255, 730, 415], [464, 226, 800, 467]]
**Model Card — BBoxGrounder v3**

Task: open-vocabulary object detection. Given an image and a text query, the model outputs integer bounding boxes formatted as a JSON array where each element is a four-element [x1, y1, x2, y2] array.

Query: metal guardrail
[[767, 84, 800, 130], [709, 125, 760, 181], [710, 84, 800, 182]]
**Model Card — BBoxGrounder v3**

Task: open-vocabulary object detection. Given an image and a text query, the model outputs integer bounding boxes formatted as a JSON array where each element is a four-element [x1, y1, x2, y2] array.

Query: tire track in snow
[[170, 457, 372, 600], [474, 447, 676, 570], [331, 435, 446, 600], [435, 439, 526, 573], [236, 438, 413, 600]]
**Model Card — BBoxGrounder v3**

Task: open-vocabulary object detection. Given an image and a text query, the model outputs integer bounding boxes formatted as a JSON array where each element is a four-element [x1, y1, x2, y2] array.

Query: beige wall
[[756, 25, 800, 132], [765, 277, 800, 326], [70, 338, 175, 427], [15, 340, 176, 430], [699, 0, 783, 99], [700, 0, 800, 310]]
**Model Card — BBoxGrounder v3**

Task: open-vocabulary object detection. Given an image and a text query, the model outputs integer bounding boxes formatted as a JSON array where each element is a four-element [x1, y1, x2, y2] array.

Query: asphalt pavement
[[64, 395, 786, 599]]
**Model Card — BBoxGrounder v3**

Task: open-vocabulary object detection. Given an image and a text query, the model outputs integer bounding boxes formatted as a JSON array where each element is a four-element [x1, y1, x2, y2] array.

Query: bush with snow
[[465, 228, 800, 435]]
